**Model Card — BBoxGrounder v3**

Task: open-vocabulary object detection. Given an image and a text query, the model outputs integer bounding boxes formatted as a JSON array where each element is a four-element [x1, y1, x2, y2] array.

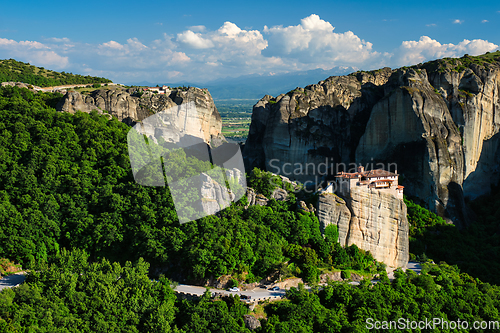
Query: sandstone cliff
[[244, 51, 500, 225], [317, 189, 409, 268], [56, 87, 223, 145]]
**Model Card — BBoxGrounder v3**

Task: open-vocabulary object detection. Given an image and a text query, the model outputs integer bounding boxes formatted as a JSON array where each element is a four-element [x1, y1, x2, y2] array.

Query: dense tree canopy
[[1, 253, 499, 332], [0, 86, 377, 285], [0, 249, 251, 332], [259, 263, 500, 332]]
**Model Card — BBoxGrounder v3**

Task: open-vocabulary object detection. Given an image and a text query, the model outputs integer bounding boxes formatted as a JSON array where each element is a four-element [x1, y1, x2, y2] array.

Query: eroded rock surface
[[244, 54, 500, 225], [57, 87, 223, 145], [317, 187, 409, 268]]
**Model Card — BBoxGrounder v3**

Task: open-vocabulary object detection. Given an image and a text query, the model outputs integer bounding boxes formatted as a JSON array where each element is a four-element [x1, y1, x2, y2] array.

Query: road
[[406, 261, 422, 274], [175, 284, 286, 302], [0, 273, 26, 291], [0, 261, 423, 296]]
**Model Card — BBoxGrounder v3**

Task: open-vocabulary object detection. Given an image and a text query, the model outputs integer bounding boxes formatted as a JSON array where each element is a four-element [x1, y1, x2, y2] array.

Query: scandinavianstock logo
[[127, 101, 246, 224]]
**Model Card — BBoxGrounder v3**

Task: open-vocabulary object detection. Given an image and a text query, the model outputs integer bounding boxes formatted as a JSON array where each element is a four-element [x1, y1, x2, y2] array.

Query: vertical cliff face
[[355, 69, 466, 222], [317, 189, 409, 268], [56, 87, 223, 145], [316, 193, 351, 235], [424, 63, 500, 200], [244, 69, 392, 184], [244, 52, 500, 225]]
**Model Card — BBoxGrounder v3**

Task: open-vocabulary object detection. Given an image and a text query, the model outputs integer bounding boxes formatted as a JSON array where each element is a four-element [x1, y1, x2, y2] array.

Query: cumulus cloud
[[177, 30, 214, 49], [0, 37, 68, 69], [175, 21, 270, 76], [453, 19, 464, 24], [262, 14, 379, 67], [426, 23, 437, 27], [482, 20, 489, 23], [0, 15, 497, 84], [394, 36, 498, 66]]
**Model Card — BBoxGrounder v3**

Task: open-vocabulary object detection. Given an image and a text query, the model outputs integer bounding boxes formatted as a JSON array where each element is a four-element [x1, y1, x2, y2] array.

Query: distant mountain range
[[130, 67, 357, 100]]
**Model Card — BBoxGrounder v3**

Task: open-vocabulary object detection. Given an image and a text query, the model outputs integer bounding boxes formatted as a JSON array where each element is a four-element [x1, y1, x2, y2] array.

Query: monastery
[[323, 166, 404, 199]]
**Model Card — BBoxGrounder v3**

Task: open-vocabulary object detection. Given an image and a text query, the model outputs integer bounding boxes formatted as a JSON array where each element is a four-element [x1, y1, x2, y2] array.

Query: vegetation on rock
[[0, 59, 112, 87]]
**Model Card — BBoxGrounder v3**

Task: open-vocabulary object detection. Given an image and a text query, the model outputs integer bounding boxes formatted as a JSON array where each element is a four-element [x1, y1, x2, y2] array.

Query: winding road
[[0, 262, 423, 299]]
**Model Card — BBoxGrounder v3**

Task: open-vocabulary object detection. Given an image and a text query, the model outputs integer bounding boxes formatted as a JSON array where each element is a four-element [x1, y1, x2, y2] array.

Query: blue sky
[[1, 0, 499, 83]]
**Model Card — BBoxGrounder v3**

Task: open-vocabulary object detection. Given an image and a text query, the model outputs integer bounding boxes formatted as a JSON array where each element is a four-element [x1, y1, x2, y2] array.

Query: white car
[[228, 287, 240, 292]]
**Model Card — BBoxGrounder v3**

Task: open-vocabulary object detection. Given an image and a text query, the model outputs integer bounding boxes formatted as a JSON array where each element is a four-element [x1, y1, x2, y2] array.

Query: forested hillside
[[0, 86, 379, 286], [1, 250, 499, 332], [1, 85, 500, 332], [0, 59, 112, 87]]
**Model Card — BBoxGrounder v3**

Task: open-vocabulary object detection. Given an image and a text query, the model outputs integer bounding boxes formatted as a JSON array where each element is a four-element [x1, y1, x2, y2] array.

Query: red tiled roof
[[335, 173, 358, 179], [397, 185, 404, 189], [372, 179, 394, 183], [336, 169, 397, 179], [363, 169, 397, 178]]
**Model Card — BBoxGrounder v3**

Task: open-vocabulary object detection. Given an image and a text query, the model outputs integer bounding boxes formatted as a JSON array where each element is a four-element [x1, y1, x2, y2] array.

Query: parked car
[[240, 295, 252, 300], [269, 286, 280, 291], [228, 287, 240, 292]]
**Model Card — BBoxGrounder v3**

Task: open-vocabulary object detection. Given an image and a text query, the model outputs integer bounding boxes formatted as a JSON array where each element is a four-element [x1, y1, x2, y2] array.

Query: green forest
[[1, 249, 499, 332], [0, 86, 379, 285], [0, 59, 111, 87], [0, 85, 499, 331]]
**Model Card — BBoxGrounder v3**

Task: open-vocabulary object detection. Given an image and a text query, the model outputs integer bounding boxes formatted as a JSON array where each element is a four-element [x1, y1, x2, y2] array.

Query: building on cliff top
[[323, 166, 404, 199], [143, 85, 170, 94]]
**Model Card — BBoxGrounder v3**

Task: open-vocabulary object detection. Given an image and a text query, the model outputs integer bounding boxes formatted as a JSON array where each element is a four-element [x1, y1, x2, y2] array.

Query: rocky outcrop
[[243, 315, 261, 330], [199, 173, 235, 216], [245, 187, 289, 207], [316, 193, 351, 234], [56, 87, 223, 145], [297, 200, 316, 213], [356, 68, 465, 222], [319, 271, 343, 283], [244, 68, 392, 185], [317, 187, 409, 268], [244, 53, 500, 225]]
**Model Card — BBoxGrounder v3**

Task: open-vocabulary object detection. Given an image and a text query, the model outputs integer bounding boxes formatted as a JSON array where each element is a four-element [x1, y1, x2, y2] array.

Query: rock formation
[[316, 193, 351, 234], [243, 315, 261, 330], [317, 189, 409, 268], [56, 87, 223, 145], [244, 52, 500, 225]]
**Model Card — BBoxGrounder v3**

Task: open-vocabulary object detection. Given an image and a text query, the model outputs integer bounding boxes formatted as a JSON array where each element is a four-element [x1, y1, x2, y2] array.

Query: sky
[[1, 0, 499, 84]]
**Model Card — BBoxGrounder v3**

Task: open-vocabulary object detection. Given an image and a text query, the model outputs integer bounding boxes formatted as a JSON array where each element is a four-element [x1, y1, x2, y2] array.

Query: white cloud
[[482, 20, 489, 23], [0, 15, 497, 84], [453, 19, 464, 24], [189, 25, 206, 32], [46, 37, 71, 43], [426, 23, 437, 27], [101, 40, 124, 50], [394, 36, 498, 66], [177, 30, 214, 49], [0, 37, 68, 69], [262, 14, 379, 67]]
